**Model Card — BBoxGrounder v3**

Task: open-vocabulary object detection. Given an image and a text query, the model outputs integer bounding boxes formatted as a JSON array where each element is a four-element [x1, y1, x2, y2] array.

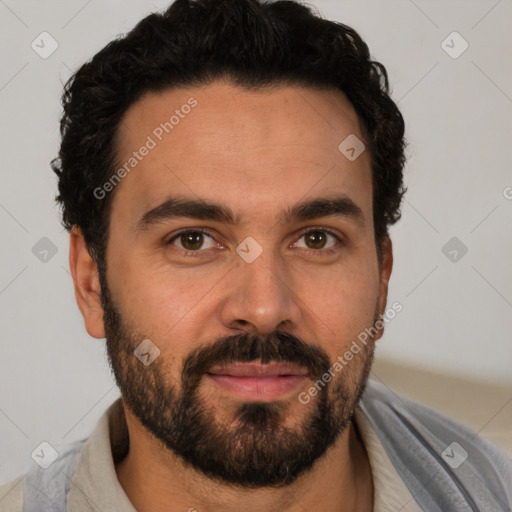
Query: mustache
[[181, 331, 331, 388]]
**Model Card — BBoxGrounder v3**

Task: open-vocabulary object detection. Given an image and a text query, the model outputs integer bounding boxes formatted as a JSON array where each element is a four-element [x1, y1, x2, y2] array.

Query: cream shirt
[[0, 399, 422, 511]]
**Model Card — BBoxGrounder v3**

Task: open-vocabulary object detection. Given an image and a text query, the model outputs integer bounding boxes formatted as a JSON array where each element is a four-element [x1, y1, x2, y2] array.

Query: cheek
[[108, 252, 227, 360], [293, 259, 380, 366], [120, 274, 210, 337], [296, 255, 379, 321]]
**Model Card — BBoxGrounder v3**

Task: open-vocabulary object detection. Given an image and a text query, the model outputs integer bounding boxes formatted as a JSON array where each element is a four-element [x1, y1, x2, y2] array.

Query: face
[[96, 81, 391, 487]]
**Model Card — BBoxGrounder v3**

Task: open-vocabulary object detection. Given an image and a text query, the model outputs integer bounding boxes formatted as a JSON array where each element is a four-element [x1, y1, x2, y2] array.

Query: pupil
[[307, 231, 325, 249], [182, 231, 203, 250]]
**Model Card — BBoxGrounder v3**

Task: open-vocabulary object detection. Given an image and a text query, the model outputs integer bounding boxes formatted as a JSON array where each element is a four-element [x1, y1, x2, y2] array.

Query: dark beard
[[101, 277, 376, 488]]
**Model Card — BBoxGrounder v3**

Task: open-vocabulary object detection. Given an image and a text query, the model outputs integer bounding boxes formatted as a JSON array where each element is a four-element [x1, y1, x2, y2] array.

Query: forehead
[[111, 81, 372, 230]]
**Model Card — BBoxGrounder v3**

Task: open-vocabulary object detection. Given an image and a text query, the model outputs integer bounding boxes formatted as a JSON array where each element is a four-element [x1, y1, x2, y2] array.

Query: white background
[[1, 0, 511, 485]]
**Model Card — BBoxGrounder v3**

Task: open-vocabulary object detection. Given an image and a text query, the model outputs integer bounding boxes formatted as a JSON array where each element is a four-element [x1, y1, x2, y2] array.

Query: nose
[[219, 247, 302, 335]]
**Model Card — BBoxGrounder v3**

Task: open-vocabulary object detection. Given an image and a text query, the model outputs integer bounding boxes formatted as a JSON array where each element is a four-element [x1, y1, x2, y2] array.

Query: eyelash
[[166, 227, 343, 258]]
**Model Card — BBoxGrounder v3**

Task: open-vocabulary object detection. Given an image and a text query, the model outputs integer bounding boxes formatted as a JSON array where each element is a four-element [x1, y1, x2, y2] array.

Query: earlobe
[[69, 226, 106, 339]]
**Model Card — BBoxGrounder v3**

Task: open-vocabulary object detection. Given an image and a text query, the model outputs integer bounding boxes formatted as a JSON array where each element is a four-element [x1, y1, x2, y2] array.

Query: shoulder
[[0, 438, 88, 512], [0, 475, 24, 512], [359, 379, 512, 509]]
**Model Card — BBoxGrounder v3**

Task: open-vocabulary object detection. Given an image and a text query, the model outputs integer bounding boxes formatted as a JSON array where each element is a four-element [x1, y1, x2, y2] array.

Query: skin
[[69, 81, 393, 512]]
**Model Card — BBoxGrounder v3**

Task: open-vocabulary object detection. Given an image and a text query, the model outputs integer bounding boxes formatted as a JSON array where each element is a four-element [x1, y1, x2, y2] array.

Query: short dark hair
[[52, 0, 406, 272]]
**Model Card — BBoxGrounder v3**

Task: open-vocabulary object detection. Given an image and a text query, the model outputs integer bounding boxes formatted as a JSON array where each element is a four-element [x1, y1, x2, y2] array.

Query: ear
[[374, 236, 393, 342], [69, 226, 106, 339]]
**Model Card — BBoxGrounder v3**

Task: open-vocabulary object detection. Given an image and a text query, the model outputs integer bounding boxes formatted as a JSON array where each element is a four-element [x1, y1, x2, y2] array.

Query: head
[[58, 0, 406, 488]]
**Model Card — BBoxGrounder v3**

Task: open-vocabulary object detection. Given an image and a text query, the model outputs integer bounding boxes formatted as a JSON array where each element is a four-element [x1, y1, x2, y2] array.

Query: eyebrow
[[134, 194, 365, 232]]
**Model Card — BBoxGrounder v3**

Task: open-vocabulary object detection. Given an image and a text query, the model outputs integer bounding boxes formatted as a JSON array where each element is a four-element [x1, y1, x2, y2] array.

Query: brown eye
[[304, 231, 327, 249], [181, 231, 203, 250], [168, 230, 216, 252], [295, 229, 340, 251]]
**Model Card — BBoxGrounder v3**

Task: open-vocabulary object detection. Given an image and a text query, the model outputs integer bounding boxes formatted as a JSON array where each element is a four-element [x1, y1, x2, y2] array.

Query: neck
[[115, 404, 374, 512]]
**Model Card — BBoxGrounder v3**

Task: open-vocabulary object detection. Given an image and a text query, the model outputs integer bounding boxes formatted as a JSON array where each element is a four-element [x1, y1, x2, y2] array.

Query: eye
[[166, 227, 343, 257], [293, 228, 342, 252], [167, 229, 218, 253]]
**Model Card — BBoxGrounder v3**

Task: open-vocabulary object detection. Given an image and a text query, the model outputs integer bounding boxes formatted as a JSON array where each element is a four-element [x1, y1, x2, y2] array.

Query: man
[[1, 0, 511, 510]]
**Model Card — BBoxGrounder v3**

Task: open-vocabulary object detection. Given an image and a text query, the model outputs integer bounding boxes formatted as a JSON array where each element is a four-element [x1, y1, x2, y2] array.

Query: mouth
[[206, 362, 309, 401]]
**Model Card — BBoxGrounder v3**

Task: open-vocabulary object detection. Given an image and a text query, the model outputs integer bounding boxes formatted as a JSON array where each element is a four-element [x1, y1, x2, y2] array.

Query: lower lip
[[206, 374, 307, 400]]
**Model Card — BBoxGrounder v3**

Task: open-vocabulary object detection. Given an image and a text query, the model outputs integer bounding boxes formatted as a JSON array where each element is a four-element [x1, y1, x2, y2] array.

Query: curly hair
[[52, 0, 406, 272]]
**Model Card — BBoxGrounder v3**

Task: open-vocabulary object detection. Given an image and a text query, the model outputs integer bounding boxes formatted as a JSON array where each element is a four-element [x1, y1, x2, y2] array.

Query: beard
[[100, 277, 377, 488]]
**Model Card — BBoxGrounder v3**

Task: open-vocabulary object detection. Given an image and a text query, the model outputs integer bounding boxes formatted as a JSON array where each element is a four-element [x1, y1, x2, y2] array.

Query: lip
[[208, 362, 309, 378], [206, 362, 308, 401]]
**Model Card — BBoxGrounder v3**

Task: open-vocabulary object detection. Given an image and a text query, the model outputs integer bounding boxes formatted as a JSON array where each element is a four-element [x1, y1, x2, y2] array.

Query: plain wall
[[1, 0, 511, 484]]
